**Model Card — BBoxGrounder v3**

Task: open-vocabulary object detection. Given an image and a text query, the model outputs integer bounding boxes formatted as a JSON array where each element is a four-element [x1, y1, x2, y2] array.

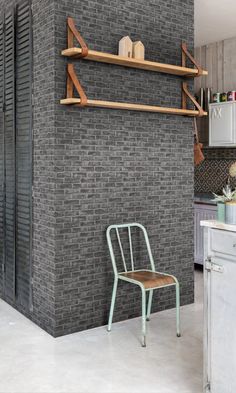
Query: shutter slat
[[15, 0, 32, 308], [0, 18, 4, 295], [4, 9, 16, 301]]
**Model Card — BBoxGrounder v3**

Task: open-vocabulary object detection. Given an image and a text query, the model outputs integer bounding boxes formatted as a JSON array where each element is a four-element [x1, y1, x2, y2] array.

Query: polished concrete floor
[[0, 270, 203, 393]]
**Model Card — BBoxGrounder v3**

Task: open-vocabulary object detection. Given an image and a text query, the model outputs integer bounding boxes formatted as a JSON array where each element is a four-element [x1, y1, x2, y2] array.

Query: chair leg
[[176, 281, 181, 337], [141, 288, 147, 347], [146, 290, 153, 321], [107, 277, 118, 332]]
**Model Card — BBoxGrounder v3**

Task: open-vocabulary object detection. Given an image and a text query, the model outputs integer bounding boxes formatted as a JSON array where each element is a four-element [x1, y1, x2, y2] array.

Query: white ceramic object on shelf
[[132, 41, 145, 60], [118, 36, 133, 58]]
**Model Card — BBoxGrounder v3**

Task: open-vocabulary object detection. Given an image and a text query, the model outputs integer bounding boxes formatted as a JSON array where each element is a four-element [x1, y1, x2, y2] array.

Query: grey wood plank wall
[[195, 36, 236, 94], [194, 36, 236, 143]]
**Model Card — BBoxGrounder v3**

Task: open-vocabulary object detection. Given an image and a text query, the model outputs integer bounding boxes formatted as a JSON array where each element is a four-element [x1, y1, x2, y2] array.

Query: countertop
[[200, 220, 236, 232], [194, 193, 217, 205]]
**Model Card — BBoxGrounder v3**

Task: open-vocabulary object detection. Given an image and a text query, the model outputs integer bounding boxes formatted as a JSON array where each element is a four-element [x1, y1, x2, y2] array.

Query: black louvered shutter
[[4, 9, 16, 301], [0, 1, 32, 308], [15, 1, 32, 308], [0, 16, 5, 295]]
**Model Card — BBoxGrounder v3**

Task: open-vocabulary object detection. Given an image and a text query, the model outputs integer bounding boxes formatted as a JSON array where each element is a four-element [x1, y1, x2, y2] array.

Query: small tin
[[227, 91, 236, 101], [220, 92, 227, 102], [212, 92, 220, 103]]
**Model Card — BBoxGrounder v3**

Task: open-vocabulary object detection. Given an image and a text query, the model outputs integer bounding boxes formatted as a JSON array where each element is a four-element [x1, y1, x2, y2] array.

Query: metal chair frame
[[106, 222, 180, 347]]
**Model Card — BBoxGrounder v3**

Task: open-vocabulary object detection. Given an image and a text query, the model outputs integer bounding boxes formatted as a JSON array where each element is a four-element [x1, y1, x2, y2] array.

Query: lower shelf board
[[60, 98, 207, 117]]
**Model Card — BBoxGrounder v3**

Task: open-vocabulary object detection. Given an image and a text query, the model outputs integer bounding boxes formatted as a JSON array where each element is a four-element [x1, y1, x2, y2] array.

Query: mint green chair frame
[[106, 223, 180, 347]]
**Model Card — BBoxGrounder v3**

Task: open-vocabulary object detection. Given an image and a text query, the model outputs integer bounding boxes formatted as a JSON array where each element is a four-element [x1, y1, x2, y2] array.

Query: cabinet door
[[209, 103, 235, 146], [206, 255, 236, 393], [194, 205, 217, 264]]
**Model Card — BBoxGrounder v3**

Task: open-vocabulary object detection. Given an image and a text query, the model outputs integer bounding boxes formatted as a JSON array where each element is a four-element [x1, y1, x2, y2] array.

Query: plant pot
[[217, 202, 225, 222], [225, 201, 236, 224]]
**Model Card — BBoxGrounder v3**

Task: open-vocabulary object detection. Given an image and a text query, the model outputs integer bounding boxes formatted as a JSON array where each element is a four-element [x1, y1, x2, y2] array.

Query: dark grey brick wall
[[53, 0, 195, 336], [0, 0, 195, 337]]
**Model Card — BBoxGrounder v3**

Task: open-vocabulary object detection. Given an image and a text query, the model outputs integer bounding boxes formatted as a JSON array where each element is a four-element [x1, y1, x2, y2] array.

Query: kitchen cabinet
[[201, 221, 236, 393], [209, 102, 236, 147], [194, 203, 217, 265]]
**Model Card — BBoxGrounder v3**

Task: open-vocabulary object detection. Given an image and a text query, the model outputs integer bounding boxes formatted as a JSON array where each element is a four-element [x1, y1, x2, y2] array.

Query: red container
[[227, 91, 236, 101]]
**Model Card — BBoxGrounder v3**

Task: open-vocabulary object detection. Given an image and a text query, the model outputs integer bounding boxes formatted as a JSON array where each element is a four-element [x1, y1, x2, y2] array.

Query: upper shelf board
[[61, 48, 208, 77]]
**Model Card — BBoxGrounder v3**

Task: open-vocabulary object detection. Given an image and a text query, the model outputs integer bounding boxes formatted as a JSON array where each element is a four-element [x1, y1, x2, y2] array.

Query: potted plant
[[212, 185, 236, 224], [211, 162, 236, 224]]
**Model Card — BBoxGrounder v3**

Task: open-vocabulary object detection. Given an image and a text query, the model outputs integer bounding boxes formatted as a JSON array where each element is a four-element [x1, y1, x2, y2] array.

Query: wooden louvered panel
[[0, 1, 32, 308], [15, 1, 32, 308], [4, 10, 16, 300], [0, 18, 5, 294]]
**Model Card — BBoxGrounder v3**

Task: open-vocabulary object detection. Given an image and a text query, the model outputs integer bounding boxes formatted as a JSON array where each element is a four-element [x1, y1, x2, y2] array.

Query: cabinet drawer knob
[[233, 244, 236, 248]]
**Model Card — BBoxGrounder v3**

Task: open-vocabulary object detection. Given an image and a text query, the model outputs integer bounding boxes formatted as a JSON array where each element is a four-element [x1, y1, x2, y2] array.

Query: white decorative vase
[[225, 202, 236, 225]]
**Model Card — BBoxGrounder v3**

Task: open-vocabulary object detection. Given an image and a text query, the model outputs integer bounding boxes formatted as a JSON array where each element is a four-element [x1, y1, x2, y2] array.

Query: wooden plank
[[61, 48, 208, 77], [60, 98, 207, 116], [223, 37, 236, 91], [211, 42, 218, 93], [206, 43, 213, 89], [200, 46, 207, 89], [217, 41, 224, 92], [194, 47, 202, 94]]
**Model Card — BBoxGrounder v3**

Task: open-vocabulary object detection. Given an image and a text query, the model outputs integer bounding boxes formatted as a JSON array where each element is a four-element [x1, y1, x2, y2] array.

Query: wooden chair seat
[[119, 270, 175, 289]]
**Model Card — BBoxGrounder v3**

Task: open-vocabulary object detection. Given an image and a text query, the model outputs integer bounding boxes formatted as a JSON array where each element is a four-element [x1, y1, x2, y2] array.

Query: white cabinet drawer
[[210, 229, 236, 256]]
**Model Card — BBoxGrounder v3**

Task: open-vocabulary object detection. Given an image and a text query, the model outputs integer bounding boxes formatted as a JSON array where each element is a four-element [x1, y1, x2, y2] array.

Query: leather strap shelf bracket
[[182, 82, 205, 117], [66, 63, 88, 106], [181, 42, 203, 77], [67, 17, 88, 58]]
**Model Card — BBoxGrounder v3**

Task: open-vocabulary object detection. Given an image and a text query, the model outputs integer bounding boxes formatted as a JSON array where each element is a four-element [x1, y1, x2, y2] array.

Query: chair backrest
[[106, 223, 155, 275]]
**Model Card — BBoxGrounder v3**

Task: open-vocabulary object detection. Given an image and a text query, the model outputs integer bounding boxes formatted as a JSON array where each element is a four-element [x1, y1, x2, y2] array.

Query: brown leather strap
[[182, 82, 205, 117], [181, 42, 203, 77], [194, 117, 199, 144], [67, 64, 88, 106], [67, 17, 88, 58]]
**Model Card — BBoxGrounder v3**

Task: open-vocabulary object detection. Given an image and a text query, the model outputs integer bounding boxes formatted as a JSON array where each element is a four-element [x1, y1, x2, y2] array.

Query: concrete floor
[[0, 270, 203, 393]]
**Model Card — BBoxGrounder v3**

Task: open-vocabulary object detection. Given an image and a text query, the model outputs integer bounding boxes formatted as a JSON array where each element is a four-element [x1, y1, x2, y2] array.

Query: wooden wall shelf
[[60, 18, 207, 117], [61, 47, 208, 78], [60, 64, 207, 117], [60, 97, 207, 116]]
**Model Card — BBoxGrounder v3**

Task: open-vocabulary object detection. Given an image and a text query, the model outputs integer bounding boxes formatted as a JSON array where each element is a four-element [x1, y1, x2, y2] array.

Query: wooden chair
[[106, 223, 180, 347]]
